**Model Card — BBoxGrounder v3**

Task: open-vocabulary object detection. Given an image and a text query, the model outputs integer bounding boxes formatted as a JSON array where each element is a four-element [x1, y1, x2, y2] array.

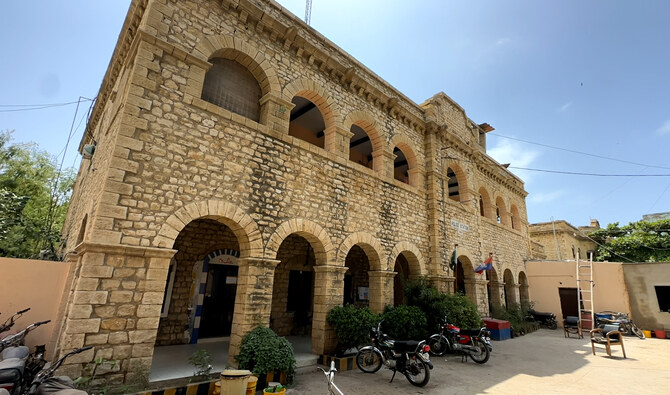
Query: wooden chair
[[563, 316, 583, 338], [590, 324, 626, 358]]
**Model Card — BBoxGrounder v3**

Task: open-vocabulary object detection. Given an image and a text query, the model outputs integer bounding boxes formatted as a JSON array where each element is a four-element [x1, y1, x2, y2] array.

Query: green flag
[[450, 246, 458, 270]]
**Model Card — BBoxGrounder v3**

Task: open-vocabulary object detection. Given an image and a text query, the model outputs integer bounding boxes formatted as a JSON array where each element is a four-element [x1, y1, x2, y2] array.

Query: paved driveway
[[288, 329, 670, 394]]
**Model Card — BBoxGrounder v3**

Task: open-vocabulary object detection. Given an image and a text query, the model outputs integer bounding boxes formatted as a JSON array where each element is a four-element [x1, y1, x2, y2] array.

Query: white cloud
[[529, 190, 567, 204], [656, 119, 670, 136], [558, 101, 572, 112], [487, 139, 539, 182]]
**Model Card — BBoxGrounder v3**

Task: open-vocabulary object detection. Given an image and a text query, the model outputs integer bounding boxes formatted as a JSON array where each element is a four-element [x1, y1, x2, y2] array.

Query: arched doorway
[[393, 254, 410, 306], [503, 269, 515, 308], [271, 234, 317, 336], [454, 256, 475, 301], [518, 271, 530, 307], [343, 245, 370, 307], [156, 219, 240, 345]]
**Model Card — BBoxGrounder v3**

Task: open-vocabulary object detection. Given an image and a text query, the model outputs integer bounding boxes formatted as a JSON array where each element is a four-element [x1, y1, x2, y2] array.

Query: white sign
[[450, 219, 470, 233]]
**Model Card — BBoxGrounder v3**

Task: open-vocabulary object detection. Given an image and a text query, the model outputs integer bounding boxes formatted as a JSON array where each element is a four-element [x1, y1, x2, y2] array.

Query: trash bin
[[219, 369, 252, 395], [246, 376, 258, 394]]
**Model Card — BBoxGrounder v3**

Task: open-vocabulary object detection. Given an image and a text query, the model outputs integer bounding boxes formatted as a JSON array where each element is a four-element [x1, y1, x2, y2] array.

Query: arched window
[[288, 96, 325, 148], [571, 245, 576, 258], [479, 195, 485, 216], [496, 206, 501, 224], [393, 147, 409, 183], [76, 214, 88, 245], [510, 205, 520, 230], [201, 58, 262, 122], [349, 124, 373, 169], [446, 167, 460, 202]]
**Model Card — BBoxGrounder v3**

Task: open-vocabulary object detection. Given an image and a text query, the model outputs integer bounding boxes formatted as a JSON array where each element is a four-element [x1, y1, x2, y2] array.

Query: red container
[[483, 318, 511, 330], [654, 330, 666, 339]]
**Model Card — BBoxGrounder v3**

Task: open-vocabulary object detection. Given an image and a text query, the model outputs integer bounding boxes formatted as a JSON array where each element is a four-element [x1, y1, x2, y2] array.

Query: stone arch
[[445, 161, 469, 203], [478, 186, 494, 219], [337, 232, 386, 271], [495, 195, 510, 226], [518, 271, 530, 306], [266, 218, 335, 264], [389, 241, 426, 275], [390, 134, 421, 187], [154, 200, 263, 258], [283, 78, 341, 129], [193, 35, 280, 97], [343, 110, 385, 172]]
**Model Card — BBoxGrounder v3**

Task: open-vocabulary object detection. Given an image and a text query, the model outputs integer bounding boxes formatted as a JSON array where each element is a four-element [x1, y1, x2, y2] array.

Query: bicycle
[[318, 361, 344, 395]]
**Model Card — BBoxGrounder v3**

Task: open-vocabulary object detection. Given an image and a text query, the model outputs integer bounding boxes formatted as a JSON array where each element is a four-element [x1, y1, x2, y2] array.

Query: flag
[[475, 253, 494, 274], [449, 244, 458, 270]]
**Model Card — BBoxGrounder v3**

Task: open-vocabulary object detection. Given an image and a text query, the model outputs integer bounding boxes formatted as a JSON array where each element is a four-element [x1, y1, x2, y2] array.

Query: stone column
[[55, 242, 176, 384], [312, 265, 347, 356], [505, 283, 521, 307], [324, 126, 354, 159], [228, 258, 280, 364], [464, 279, 490, 316], [368, 271, 396, 313], [259, 93, 295, 135], [428, 274, 454, 294], [373, 148, 396, 179], [407, 167, 425, 188], [489, 280, 504, 311]]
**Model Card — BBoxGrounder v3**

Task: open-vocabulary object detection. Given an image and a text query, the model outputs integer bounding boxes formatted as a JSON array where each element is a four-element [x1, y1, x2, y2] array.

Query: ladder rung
[[579, 265, 591, 268]]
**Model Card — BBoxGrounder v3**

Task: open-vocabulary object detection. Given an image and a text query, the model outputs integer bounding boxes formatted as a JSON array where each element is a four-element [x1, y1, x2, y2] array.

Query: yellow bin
[[246, 376, 258, 394], [643, 330, 652, 338]]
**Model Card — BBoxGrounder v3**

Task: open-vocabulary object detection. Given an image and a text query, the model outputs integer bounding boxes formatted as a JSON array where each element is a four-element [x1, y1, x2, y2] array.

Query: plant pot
[[654, 330, 666, 339], [263, 387, 286, 395]]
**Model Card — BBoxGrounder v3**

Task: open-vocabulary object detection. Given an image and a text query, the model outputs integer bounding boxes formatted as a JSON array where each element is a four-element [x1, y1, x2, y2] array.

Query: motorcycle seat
[[459, 329, 483, 336], [0, 361, 23, 383], [1, 346, 29, 360], [531, 310, 553, 317], [392, 340, 421, 352]]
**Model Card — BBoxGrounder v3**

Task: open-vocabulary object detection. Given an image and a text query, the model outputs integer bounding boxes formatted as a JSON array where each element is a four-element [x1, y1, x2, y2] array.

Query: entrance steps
[[295, 353, 319, 376]]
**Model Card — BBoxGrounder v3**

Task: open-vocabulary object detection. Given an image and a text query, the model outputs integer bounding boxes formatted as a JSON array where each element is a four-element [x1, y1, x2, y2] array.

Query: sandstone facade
[[529, 219, 599, 261], [58, 0, 533, 381]]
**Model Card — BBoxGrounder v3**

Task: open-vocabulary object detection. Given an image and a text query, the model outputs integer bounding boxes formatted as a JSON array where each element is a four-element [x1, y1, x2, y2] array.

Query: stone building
[[529, 219, 599, 261], [57, 0, 532, 382]]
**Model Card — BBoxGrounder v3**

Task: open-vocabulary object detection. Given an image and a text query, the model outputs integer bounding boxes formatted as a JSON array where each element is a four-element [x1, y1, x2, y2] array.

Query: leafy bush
[[492, 302, 535, 336], [444, 292, 484, 328], [188, 349, 213, 380], [327, 305, 380, 356], [236, 327, 296, 384], [380, 305, 427, 340], [404, 278, 449, 333]]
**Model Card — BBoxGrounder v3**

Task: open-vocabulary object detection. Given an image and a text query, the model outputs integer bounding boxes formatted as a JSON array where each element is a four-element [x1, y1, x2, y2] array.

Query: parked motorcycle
[[528, 309, 558, 329], [27, 346, 91, 395], [0, 320, 50, 394], [0, 309, 30, 335], [595, 311, 644, 339], [356, 321, 433, 387], [428, 315, 492, 363]]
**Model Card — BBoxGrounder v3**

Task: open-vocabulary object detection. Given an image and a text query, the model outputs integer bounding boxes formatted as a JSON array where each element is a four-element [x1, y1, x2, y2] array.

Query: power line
[[507, 166, 670, 177], [0, 99, 94, 113], [490, 133, 670, 170]]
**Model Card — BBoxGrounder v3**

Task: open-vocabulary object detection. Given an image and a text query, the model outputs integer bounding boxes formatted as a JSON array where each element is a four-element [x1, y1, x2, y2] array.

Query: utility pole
[[305, 0, 312, 25]]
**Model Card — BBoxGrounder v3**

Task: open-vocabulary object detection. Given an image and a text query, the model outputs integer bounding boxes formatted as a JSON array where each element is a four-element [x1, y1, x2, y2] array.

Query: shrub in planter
[[404, 278, 449, 334], [235, 326, 296, 384], [380, 305, 427, 340], [445, 292, 484, 328], [327, 305, 380, 356]]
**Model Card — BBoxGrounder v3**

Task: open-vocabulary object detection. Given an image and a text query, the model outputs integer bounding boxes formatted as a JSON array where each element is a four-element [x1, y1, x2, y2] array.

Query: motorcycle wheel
[[548, 320, 558, 330], [428, 336, 449, 356], [404, 357, 430, 387], [356, 349, 382, 373], [631, 325, 645, 339], [469, 339, 490, 364]]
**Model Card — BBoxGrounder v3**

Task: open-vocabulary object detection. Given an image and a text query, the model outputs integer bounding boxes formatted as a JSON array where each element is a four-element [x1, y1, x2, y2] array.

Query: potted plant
[[325, 305, 379, 370], [263, 383, 286, 394], [235, 326, 296, 389]]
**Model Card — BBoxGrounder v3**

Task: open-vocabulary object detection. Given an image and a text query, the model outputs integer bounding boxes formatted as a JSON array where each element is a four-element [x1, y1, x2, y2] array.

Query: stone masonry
[[58, 0, 533, 382]]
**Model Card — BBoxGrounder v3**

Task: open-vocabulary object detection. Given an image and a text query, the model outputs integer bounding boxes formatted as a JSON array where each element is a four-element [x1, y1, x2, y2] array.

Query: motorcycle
[[356, 321, 433, 387], [595, 311, 645, 339], [0, 309, 30, 335], [0, 320, 50, 395], [27, 346, 91, 395], [428, 315, 492, 364], [528, 309, 558, 329]]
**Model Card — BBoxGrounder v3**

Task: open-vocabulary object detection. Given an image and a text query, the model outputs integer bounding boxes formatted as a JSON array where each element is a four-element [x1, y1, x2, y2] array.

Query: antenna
[[305, 0, 312, 25]]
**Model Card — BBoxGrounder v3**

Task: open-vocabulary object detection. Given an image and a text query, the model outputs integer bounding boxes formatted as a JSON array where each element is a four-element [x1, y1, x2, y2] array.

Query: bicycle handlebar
[[17, 308, 30, 315]]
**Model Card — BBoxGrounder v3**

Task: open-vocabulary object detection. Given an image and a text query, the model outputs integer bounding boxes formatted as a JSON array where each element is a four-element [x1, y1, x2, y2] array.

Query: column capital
[[368, 270, 397, 279], [313, 264, 348, 274], [238, 257, 280, 268]]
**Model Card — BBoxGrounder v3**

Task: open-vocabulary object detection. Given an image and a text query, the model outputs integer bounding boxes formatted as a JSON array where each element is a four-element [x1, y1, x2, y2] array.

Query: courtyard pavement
[[287, 329, 670, 394]]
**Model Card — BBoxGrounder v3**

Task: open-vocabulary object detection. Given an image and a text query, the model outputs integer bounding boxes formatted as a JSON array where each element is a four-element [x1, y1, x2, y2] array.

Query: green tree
[[0, 130, 75, 259], [589, 219, 670, 262]]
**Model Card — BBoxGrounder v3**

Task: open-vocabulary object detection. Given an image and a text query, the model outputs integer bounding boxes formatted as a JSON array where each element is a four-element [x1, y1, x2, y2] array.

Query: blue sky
[[1, 0, 668, 227]]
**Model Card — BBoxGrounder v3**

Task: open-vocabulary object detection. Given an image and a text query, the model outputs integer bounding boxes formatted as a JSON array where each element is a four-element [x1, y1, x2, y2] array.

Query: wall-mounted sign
[[450, 219, 470, 233]]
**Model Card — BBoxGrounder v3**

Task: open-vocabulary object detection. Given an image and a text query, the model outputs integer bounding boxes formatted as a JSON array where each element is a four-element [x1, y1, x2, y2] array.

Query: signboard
[[450, 219, 470, 234]]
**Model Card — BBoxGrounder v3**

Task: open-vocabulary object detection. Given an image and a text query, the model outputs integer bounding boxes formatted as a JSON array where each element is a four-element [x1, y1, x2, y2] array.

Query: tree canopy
[[589, 219, 670, 263], [0, 130, 75, 259]]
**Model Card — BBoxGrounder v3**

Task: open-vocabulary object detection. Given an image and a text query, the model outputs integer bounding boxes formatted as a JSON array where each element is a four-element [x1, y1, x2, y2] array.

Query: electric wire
[[0, 99, 94, 113], [490, 133, 670, 170], [575, 227, 637, 263], [648, 182, 670, 213]]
